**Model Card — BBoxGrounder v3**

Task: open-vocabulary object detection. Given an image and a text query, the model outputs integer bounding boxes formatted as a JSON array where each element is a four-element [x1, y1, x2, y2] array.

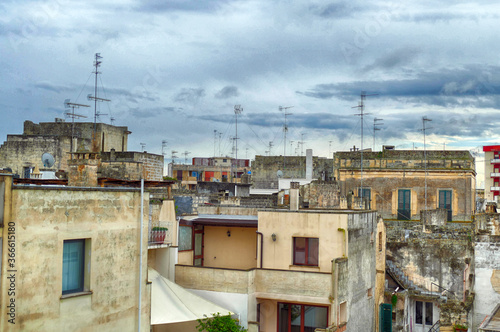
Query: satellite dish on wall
[[277, 170, 283, 178], [41, 153, 55, 168]]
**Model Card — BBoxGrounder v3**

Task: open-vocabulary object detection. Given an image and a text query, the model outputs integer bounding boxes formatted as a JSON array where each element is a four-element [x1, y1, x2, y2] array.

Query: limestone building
[[0, 173, 150, 331], [0, 119, 130, 178], [174, 188, 386, 331], [170, 157, 251, 190], [333, 146, 476, 221]]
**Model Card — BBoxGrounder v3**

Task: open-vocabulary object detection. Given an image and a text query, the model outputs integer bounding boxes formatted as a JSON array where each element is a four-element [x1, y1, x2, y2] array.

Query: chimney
[[68, 152, 99, 187], [290, 181, 300, 211], [306, 149, 313, 180]]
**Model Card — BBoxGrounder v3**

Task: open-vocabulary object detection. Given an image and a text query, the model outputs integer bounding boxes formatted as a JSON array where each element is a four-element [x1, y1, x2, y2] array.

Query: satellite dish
[[277, 170, 283, 178], [41, 153, 55, 168]]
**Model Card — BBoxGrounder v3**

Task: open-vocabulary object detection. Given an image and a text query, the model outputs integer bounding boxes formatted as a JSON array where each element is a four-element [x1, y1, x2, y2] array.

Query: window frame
[[293, 237, 319, 266], [277, 302, 329, 332], [62, 239, 86, 295]]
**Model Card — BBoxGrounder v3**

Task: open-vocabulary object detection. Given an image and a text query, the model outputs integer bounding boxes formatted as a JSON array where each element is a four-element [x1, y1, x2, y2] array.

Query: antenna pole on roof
[[87, 53, 110, 151], [353, 91, 377, 209], [64, 99, 89, 152]]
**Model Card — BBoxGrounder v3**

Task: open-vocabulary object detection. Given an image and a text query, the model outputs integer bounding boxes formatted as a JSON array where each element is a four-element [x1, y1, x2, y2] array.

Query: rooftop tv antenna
[[234, 105, 243, 183], [183, 151, 191, 164], [279, 105, 293, 175], [110, 117, 116, 125], [373, 118, 383, 150], [87, 53, 111, 144], [352, 91, 377, 209], [171, 150, 178, 164], [140, 142, 146, 152], [64, 99, 89, 152]]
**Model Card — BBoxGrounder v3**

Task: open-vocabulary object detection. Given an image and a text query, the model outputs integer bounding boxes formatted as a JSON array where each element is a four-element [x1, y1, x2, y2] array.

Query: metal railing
[[428, 320, 440, 332]]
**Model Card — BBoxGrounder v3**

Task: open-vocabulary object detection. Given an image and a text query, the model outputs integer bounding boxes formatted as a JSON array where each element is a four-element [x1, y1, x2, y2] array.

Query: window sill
[[60, 291, 92, 300], [289, 264, 320, 270]]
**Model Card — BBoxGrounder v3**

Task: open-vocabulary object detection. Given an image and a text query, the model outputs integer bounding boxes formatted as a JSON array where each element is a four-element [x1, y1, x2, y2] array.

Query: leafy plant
[[453, 324, 468, 331], [197, 313, 247, 332]]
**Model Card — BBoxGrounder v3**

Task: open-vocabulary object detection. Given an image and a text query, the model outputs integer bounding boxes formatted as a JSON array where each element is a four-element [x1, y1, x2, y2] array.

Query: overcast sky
[[1, 0, 498, 184]]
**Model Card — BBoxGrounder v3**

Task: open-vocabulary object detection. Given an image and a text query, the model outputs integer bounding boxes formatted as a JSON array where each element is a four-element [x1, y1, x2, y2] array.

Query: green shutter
[[379, 303, 392, 332]]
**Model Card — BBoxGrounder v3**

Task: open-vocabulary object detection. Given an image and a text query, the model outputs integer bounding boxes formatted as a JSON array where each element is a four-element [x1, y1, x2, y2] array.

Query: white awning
[[149, 268, 233, 325]]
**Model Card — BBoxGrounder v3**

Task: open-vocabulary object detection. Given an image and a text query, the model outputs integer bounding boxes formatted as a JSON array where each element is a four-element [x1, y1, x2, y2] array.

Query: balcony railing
[[490, 187, 500, 192], [491, 173, 500, 177], [491, 159, 500, 163]]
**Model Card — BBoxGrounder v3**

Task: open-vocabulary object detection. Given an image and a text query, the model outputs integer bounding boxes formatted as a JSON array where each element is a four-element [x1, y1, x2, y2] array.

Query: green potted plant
[[453, 324, 468, 332]]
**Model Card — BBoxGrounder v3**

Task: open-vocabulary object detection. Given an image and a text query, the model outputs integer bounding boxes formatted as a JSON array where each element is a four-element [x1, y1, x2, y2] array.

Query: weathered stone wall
[[252, 155, 334, 189], [334, 149, 475, 171], [99, 161, 143, 180], [346, 212, 377, 332], [23, 121, 129, 152], [0, 184, 149, 331], [135, 152, 163, 181], [0, 120, 130, 178], [301, 180, 341, 208], [341, 171, 475, 221], [0, 135, 72, 176], [385, 221, 474, 295]]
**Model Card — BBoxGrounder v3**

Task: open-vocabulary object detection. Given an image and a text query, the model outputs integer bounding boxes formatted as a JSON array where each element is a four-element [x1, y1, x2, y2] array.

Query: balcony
[[491, 173, 500, 178], [175, 265, 332, 301], [491, 159, 500, 164], [148, 221, 175, 248], [490, 187, 500, 192]]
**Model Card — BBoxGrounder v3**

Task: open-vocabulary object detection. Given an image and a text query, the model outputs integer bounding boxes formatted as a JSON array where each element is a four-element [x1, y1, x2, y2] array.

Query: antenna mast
[[279, 105, 293, 175], [352, 91, 377, 209], [373, 118, 383, 150], [234, 105, 243, 183], [64, 99, 89, 152], [87, 53, 110, 150]]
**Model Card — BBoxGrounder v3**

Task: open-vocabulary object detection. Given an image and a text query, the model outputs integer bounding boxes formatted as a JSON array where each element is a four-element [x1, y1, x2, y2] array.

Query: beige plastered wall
[[0, 185, 150, 331], [257, 210, 348, 273], [203, 226, 257, 270]]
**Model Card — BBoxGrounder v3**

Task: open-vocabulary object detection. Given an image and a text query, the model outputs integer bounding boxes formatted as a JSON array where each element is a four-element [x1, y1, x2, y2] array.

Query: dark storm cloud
[[34, 82, 73, 93], [135, 0, 231, 13], [298, 65, 500, 107], [363, 48, 421, 72], [174, 88, 205, 103], [215, 86, 239, 99]]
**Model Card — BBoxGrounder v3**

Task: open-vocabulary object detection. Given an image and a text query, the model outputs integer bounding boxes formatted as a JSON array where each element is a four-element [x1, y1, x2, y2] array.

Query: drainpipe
[[331, 260, 337, 326], [256, 231, 263, 268], [138, 178, 144, 332]]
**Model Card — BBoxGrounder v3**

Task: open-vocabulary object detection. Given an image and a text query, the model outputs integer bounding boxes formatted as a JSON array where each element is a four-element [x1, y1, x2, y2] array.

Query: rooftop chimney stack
[[68, 152, 99, 187]]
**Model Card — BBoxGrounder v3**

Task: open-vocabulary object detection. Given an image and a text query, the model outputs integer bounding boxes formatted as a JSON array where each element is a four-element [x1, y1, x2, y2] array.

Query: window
[[179, 226, 193, 251], [293, 237, 319, 266], [397, 189, 411, 220], [439, 190, 452, 221], [415, 301, 433, 326], [278, 303, 328, 332], [62, 239, 88, 295], [358, 188, 371, 209]]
